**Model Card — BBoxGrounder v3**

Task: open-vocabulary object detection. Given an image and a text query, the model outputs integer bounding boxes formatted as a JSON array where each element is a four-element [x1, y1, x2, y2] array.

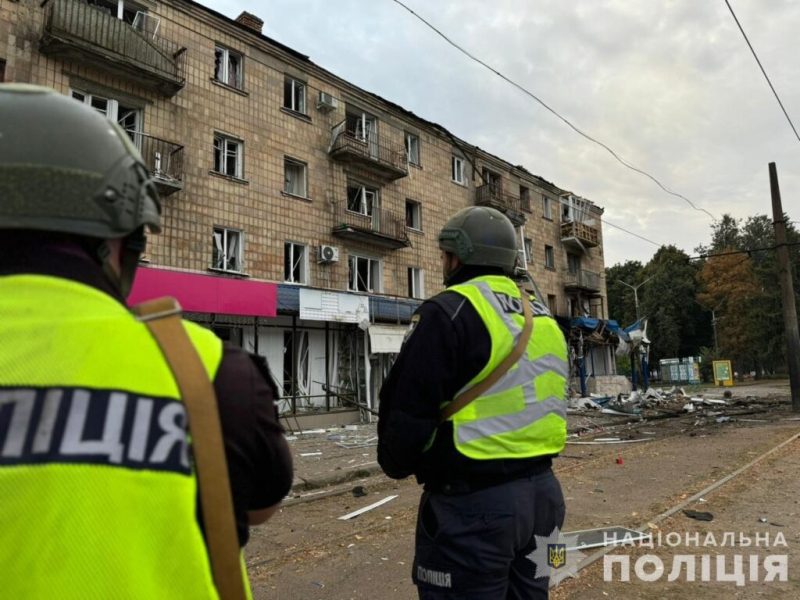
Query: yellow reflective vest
[[444, 276, 568, 460], [0, 274, 241, 599]]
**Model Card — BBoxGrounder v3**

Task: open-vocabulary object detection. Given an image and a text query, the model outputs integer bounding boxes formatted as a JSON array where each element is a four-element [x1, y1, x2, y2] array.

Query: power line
[[602, 218, 664, 248], [688, 241, 800, 261], [724, 0, 800, 144], [389, 0, 716, 221]]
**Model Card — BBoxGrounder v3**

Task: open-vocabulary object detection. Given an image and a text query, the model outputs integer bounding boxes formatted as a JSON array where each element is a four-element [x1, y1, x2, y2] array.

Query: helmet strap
[[95, 228, 146, 298]]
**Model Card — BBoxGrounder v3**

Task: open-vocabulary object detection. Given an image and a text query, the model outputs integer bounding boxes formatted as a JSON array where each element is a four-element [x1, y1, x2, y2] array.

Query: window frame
[[520, 186, 531, 212], [544, 245, 555, 270], [211, 227, 244, 273], [283, 241, 308, 284], [283, 75, 307, 114], [451, 155, 466, 185], [346, 182, 379, 217], [214, 44, 243, 90], [283, 156, 308, 198], [407, 267, 425, 299], [348, 254, 382, 293], [524, 237, 533, 264], [405, 132, 420, 166], [213, 133, 243, 179], [405, 199, 422, 231], [547, 294, 557, 314], [542, 195, 553, 220]]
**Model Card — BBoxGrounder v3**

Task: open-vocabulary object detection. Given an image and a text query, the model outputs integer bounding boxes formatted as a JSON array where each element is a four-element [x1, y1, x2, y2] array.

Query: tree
[[639, 246, 709, 364], [710, 214, 741, 251], [697, 250, 762, 373], [605, 260, 644, 327]]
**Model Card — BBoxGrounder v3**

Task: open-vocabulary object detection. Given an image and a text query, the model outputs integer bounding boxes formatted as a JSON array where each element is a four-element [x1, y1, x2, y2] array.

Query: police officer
[[0, 84, 293, 599], [378, 206, 568, 599]]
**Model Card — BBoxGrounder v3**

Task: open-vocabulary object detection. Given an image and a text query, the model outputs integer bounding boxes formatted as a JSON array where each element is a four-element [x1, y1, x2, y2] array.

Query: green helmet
[[0, 83, 161, 238], [438, 206, 518, 275]]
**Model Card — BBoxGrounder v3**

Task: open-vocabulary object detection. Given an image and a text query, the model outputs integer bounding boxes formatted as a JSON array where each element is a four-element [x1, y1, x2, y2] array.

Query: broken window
[[524, 237, 533, 264], [545, 245, 555, 270], [347, 183, 378, 217], [284, 242, 307, 284], [214, 45, 243, 89], [482, 167, 501, 190], [284, 157, 307, 197], [405, 199, 422, 230], [71, 89, 141, 146], [542, 195, 553, 220], [407, 267, 424, 299], [283, 76, 306, 114], [547, 294, 557, 314], [212, 227, 243, 272], [561, 199, 574, 222], [405, 132, 420, 166], [86, 0, 146, 25], [348, 255, 381, 293], [567, 253, 581, 274], [520, 186, 531, 212], [213, 134, 243, 178]]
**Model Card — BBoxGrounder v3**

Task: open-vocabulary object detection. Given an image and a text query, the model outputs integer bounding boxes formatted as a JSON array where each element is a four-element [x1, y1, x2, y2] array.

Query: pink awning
[[128, 267, 277, 317]]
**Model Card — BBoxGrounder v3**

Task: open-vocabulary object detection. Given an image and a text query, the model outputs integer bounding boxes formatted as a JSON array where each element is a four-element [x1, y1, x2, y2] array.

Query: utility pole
[[711, 309, 719, 355], [769, 163, 800, 411], [618, 275, 654, 321]]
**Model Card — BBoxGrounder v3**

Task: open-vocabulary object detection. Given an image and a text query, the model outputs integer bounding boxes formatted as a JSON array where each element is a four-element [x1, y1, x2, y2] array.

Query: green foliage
[[605, 260, 643, 327]]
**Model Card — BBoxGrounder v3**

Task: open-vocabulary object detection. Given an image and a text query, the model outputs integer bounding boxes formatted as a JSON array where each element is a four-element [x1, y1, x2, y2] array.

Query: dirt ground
[[246, 381, 799, 599]]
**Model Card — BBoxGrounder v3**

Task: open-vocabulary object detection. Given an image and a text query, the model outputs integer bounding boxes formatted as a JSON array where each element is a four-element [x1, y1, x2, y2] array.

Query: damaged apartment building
[[1, 0, 621, 426]]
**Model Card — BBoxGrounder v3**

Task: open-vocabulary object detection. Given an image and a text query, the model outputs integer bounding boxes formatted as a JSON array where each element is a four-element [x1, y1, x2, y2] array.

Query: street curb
[[291, 462, 383, 493]]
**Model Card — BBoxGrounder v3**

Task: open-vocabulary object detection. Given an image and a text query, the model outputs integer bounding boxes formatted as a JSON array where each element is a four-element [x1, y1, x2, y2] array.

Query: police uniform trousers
[[413, 469, 565, 600]]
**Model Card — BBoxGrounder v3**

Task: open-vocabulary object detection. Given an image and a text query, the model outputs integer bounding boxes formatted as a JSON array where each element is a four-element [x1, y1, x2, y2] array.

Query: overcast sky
[[207, 0, 799, 267]]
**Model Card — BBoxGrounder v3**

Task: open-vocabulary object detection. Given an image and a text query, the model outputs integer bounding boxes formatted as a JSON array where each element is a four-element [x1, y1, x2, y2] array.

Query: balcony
[[475, 183, 525, 225], [133, 132, 184, 196], [331, 203, 410, 250], [40, 0, 186, 96], [328, 121, 408, 182], [564, 269, 602, 294], [560, 220, 599, 252]]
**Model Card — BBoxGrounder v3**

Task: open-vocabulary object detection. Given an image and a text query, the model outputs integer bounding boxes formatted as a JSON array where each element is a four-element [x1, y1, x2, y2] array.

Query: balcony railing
[[328, 121, 408, 181], [475, 183, 525, 225], [560, 220, 599, 249], [331, 203, 410, 250], [41, 0, 186, 96], [132, 132, 184, 196], [564, 269, 602, 293]]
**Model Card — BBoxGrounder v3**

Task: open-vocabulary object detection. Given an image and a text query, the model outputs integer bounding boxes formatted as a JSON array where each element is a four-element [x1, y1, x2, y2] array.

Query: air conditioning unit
[[317, 245, 339, 263], [316, 91, 338, 113]]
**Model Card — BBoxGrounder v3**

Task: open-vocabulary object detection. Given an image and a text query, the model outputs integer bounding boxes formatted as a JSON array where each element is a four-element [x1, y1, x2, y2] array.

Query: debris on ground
[[338, 495, 398, 521], [682, 509, 714, 522]]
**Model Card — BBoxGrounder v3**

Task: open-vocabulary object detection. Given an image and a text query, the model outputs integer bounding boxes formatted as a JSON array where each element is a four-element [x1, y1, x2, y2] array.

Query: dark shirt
[[378, 265, 553, 491], [0, 238, 293, 545]]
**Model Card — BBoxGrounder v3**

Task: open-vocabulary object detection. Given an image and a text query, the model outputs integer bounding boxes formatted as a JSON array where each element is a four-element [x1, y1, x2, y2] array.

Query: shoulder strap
[[440, 288, 534, 422], [132, 297, 247, 600]]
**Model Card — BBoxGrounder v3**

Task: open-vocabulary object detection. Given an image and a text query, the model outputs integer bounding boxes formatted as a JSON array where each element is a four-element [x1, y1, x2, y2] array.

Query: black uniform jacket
[[377, 266, 553, 492], [0, 237, 293, 546]]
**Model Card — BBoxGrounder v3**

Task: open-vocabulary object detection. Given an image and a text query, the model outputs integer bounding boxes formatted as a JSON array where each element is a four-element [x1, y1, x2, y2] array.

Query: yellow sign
[[712, 360, 734, 387]]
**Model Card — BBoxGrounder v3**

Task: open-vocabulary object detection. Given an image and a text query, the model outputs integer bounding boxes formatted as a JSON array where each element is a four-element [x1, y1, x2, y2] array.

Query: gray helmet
[[438, 206, 518, 275], [0, 83, 161, 238]]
